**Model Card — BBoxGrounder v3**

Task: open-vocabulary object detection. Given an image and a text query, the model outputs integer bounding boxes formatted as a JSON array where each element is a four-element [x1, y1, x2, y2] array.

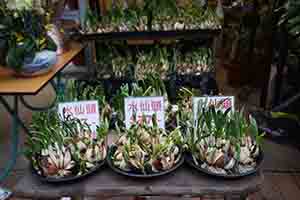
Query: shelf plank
[[72, 29, 221, 42], [0, 42, 84, 95]]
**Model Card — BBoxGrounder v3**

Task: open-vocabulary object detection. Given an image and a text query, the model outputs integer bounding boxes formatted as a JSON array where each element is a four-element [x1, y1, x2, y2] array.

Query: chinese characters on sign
[[58, 101, 100, 138], [124, 97, 165, 129], [193, 96, 235, 123]]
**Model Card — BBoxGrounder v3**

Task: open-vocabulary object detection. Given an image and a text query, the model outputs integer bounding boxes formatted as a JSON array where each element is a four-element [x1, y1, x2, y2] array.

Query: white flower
[[44, 144, 75, 177], [171, 105, 179, 112], [238, 147, 253, 165]]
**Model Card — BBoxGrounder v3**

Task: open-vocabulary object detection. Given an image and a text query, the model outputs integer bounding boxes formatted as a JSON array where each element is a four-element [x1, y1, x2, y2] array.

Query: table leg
[[0, 96, 20, 182], [0, 97, 29, 134], [54, 72, 65, 102], [20, 81, 58, 111]]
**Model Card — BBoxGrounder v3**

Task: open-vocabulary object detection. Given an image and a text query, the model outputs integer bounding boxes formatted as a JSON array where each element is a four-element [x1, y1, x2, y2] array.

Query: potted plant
[[185, 104, 264, 177], [26, 111, 109, 182], [107, 114, 184, 177], [26, 79, 111, 182], [0, 2, 57, 77]]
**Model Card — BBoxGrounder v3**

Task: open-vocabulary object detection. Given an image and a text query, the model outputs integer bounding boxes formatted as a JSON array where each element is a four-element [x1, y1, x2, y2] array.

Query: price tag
[[58, 100, 100, 138], [193, 96, 235, 123], [124, 97, 165, 129]]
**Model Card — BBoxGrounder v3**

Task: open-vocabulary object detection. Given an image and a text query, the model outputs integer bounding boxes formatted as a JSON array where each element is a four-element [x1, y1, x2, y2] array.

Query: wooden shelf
[[72, 29, 221, 42]]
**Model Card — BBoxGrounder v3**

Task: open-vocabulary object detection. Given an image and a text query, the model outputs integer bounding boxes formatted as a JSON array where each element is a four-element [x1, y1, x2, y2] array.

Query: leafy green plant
[[186, 105, 264, 175], [26, 110, 109, 178], [279, 0, 300, 39]]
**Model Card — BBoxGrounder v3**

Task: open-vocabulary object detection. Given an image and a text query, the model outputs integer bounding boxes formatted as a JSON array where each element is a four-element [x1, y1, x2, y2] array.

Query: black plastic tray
[[72, 29, 221, 42], [185, 151, 264, 179], [107, 145, 184, 178], [31, 160, 106, 183]]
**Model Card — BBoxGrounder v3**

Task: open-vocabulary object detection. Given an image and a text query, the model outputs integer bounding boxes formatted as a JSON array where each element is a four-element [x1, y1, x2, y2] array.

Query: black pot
[[107, 145, 184, 178], [185, 151, 264, 179], [31, 160, 106, 183]]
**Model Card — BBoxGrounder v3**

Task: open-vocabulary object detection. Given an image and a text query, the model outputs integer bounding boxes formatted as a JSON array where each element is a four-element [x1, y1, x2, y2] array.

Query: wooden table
[[13, 166, 263, 200], [0, 42, 84, 182], [0, 42, 83, 95]]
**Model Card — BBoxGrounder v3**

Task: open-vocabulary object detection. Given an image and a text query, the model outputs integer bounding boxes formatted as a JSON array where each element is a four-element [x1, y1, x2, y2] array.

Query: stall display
[[0, 1, 267, 193], [185, 105, 264, 178], [107, 115, 184, 177]]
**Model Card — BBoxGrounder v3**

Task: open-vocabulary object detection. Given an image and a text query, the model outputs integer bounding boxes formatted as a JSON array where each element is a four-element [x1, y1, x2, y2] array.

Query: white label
[[58, 101, 100, 138], [193, 96, 235, 123], [124, 97, 165, 129]]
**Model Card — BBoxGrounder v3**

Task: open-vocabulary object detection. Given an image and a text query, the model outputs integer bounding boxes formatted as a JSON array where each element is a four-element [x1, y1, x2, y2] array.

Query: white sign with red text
[[58, 101, 100, 137], [124, 97, 165, 129], [193, 96, 235, 122]]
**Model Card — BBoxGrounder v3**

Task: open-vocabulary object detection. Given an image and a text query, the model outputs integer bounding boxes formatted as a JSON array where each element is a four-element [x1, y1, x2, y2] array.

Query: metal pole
[[0, 96, 29, 134], [0, 96, 19, 182]]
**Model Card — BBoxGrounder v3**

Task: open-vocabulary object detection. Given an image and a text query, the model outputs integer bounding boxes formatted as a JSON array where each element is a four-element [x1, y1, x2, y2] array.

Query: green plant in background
[[186, 105, 264, 175], [84, 7, 100, 33], [95, 43, 214, 80], [84, 3, 148, 33], [135, 46, 171, 80], [176, 47, 214, 75], [95, 43, 135, 79], [279, 0, 300, 39], [144, 0, 178, 19], [152, 1, 221, 31], [0, 2, 55, 71], [83, 0, 221, 33]]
